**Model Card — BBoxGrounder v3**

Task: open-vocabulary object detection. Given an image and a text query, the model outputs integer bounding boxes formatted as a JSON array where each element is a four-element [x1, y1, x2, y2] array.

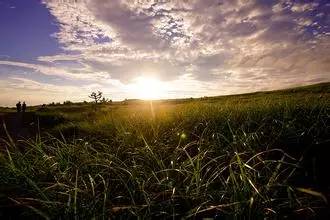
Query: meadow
[[0, 82, 329, 219]]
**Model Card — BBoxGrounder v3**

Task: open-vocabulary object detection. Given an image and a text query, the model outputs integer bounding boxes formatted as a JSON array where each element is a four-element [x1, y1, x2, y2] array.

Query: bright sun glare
[[129, 77, 167, 100]]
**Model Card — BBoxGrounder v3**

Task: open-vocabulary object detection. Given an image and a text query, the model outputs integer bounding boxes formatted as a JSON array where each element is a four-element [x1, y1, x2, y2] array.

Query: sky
[[0, 0, 329, 106]]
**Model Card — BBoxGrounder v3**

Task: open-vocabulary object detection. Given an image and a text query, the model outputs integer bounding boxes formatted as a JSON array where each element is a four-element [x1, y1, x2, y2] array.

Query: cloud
[[42, 0, 115, 50], [291, 2, 319, 13], [0, 77, 83, 106], [0, 60, 113, 81]]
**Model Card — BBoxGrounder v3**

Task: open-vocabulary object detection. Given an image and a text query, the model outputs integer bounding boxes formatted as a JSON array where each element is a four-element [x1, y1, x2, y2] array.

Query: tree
[[63, 100, 72, 105], [89, 91, 103, 103]]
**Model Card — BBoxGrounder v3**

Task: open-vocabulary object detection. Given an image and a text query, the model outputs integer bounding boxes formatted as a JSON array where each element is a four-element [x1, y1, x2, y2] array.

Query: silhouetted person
[[22, 101, 26, 112], [16, 101, 21, 113]]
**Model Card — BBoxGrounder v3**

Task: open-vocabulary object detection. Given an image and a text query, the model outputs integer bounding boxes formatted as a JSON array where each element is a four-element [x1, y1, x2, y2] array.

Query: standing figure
[[16, 101, 21, 112], [22, 101, 27, 113]]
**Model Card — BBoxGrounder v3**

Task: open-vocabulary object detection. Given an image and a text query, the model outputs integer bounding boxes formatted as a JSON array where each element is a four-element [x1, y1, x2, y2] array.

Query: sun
[[128, 76, 167, 100]]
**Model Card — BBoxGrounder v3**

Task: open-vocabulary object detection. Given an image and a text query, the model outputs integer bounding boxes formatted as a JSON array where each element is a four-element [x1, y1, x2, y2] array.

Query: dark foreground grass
[[0, 84, 329, 219]]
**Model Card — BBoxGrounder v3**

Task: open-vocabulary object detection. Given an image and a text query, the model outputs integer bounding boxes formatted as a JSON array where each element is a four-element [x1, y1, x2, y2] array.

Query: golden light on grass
[[128, 76, 168, 100]]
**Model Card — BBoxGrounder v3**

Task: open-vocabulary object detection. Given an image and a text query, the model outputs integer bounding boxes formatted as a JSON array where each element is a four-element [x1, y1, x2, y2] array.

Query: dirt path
[[0, 112, 37, 139]]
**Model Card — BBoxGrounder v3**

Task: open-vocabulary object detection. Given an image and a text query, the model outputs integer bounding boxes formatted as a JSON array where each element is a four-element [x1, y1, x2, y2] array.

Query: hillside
[[0, 82, 329, 219]]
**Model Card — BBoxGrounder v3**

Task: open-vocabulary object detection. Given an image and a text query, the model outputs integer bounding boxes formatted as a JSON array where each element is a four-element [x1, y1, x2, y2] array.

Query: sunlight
[[128, 76, 167, 100]]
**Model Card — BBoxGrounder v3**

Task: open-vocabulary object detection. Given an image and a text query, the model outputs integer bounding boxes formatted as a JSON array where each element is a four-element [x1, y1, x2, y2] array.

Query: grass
[[0, 82, 329, 219]]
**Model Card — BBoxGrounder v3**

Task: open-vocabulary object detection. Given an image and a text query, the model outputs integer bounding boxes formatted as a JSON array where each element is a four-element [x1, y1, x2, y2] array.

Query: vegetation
[[0, 83, 329, 219], [89, 91, 103, 104]]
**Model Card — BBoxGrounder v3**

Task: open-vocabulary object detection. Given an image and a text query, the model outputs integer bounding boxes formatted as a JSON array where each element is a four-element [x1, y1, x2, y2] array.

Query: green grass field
[[0, 82, 329, 219]]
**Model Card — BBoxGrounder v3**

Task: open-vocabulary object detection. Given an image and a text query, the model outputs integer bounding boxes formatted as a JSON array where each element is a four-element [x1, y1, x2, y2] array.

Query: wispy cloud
[[40, 0, 330, 81], [0, 77, 83, 106]]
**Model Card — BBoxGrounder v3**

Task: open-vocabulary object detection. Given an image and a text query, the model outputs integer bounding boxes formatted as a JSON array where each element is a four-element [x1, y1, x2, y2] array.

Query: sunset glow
[[128, 77, 168, 100]]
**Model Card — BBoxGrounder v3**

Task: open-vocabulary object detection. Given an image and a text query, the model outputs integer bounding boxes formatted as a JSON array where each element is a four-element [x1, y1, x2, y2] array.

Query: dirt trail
[[0, 112, 37, 139]]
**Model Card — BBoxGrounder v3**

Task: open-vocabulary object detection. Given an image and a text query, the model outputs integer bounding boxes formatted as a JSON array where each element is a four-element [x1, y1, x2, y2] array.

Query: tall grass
[[0, 91, 329, 219]]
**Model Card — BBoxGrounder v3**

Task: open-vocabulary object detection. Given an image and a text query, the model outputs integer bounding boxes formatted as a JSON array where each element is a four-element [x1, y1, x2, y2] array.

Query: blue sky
[[0, 0, 62, 61], [0, 0, 329, 106]]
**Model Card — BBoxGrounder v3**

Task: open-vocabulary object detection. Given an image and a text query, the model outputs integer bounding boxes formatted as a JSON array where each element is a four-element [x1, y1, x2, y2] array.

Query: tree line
[[44, 91, 112, 106]]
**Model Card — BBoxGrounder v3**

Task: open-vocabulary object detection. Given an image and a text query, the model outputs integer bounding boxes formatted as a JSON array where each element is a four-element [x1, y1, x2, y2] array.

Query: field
[[0, 82, 329, 219]]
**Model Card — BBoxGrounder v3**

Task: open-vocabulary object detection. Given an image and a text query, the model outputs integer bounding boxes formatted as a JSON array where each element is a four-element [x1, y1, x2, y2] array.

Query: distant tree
[[89, 91, 103, 104], [63, 100, 72, 105]]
